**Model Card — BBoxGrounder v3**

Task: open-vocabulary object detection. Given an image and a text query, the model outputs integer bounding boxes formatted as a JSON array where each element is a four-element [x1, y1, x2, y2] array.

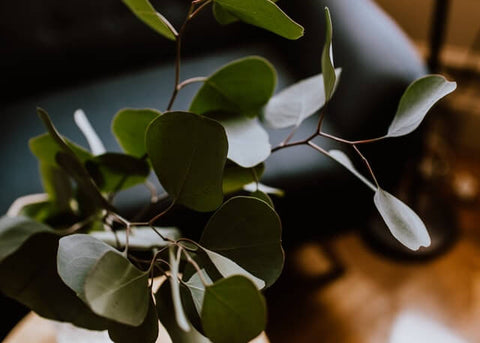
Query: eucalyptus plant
[[0, 1, 456, 343]]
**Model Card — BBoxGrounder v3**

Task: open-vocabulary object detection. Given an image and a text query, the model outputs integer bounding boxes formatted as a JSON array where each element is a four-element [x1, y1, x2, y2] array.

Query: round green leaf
[[374, 188, 431, 251], [201, 275, 266, 343], [200, 196, 283, 288], [84, 250, 150, 326], [386, 75, 457, 137], [213, 0, 303, 40], [112, 108, 161, 157], [263, 69, 342, 129], [122, 0, 177, 40], [190, 57, 277, 119], [207, 111, 270, 168], [146, 112, 228, 212]]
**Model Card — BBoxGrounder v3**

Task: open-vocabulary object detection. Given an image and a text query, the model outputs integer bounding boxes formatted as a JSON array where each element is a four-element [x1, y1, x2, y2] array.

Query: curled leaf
[[322, 7, 336, 101]]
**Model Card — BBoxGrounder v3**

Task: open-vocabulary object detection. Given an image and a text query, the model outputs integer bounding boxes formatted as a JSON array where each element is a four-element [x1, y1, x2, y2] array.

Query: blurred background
[[1, 0, 480, 342]]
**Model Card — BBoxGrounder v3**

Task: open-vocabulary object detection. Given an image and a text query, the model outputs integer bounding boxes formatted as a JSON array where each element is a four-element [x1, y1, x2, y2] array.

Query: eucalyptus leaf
[[39, 162, 72, 211], [214, 0, 303, 40], [186, 269, 213, 314], [84, 250, 150, 326], [386, 75, 457, 137], [200, 196, 283, 288], [29, 133, 92, 166], [85, 153, 150, 192], [202, 248, 265, 290], [202, 275, 266, 343], [112, 108, 161, 157], [322, 7, 336, 102], [146, 112, 228, 212], [374, 188, 431, 251], [90, 226, 179, 250], [213, 0, 279, 25], [0, 219, 109, 330], [223, 161, 264, 194], [263, 69, 342, 129], [122, 0, 177, 40], [169, 246, 191, 332], [207, 111, 270, 168], [108, 297, 159, 343], [328, 149, 377, 191], [190, 56, 276, 118], [57, 234, 115, 301], [249, 190, 274, 208]]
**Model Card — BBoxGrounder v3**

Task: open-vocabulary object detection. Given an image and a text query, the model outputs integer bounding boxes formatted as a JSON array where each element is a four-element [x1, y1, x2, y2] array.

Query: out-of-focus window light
[[389, 311, 467, 343]]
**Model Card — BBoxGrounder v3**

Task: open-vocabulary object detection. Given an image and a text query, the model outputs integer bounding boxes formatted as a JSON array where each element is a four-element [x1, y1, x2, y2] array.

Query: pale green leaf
[[207, 112, 270, 168], [190, 57, 276, 118], [374, 188, 431, 251], [202, 275, 266, 343], [122, 0, 177, 40], [146, 112, 228, 212], [200, 196, 283, 288], [214, 0, 303, 40], [84, 250, 150, 326], [112, 108, 161, 157], [185, 269, 213, 314], [321, 7, 336, 101], [263, 69, 342, 129], [387, 75, 457, 137]]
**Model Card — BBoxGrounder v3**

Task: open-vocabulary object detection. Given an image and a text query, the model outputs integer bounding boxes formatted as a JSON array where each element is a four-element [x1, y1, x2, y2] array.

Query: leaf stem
[[181, 249, 209, 287], [352, 145, 380, 188]]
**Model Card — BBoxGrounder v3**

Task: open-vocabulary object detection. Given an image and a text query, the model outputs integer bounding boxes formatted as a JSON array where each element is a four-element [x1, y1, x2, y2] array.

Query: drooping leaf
[[169, 246, 191, 332], [207, 111, 270, 168], [201, 275, 266, 343], [57, 234, 115, 301], [223, 161, 264, 194], [90, 226, 180, 250], [263, 69, 342, 129], [156, 280, 210, 343], [213, 0, 279, 25], [122, 0, 177, 40], [85, 153, 150, 192], [328, 150, 377, 191], [108, 297, 159, 343], [374, 188, 431, 251], [200, 196, 283, 288], [202, 248, 265, 290], [84, 250, 150, 326], [74, 109, 106, 155], [321, 7, 336, 102], [213, 0, 303, 40], [112, 108, 161, 157], [190, 57, 276, 118], [0, 218, 109, 330], [146, 112, 228, 212], [386, 75, 457, 137]]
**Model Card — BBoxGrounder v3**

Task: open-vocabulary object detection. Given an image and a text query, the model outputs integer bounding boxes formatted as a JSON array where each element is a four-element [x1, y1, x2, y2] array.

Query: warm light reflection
[[389, 311, 467, 343]]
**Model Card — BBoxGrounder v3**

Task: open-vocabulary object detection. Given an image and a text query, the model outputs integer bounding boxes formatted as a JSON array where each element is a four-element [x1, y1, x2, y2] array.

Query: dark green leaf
[[321, 7, 336, 102], [374, 188, 431, 251], [250, 190, 274, 208], [202, 275, 266, 343], [112, 108, 161, 157], [223, 161, 264, 194], [0, 219, 109, 330], [190, 57, 276, 118], [39, 162, 72, 211], [122, 0, 177, 40], [213, 0, 303, 40], [200, 196, 283, 288], [386, 75, 457, 137], [146, 112, 228, 212], [108, 297, 159, 343], [84, 250, 150, 326], [263, 69, 342, 129], [207, 111, 270, 168], [212, 2, 239, 25], [86, 153, 150, 192]]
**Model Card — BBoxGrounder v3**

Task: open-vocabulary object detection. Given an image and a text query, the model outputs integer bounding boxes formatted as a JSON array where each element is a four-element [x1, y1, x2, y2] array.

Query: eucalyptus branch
[[181, 248, 209, 287], [352, 144, 380, 188], [177, 76, 207, 91]]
